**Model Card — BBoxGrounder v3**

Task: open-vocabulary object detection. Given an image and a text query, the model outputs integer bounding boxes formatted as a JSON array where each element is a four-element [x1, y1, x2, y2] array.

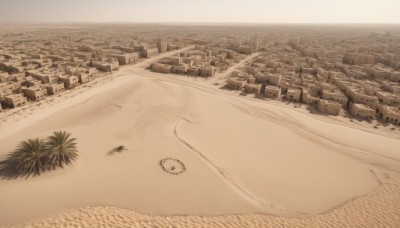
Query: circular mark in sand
[[160, 158, 186, 175]]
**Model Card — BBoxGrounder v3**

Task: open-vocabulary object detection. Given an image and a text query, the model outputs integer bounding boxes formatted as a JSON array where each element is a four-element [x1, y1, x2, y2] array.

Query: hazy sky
[[0, 0, 399, 24]]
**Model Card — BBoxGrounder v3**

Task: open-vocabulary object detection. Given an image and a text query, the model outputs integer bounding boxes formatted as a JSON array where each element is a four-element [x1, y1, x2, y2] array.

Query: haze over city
[[1, 0, 400, 24], [0, 1, 400, 227]]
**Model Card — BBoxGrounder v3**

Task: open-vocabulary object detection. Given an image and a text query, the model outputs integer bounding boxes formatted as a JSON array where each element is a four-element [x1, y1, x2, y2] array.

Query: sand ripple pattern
[[6, 179, 400, 228]]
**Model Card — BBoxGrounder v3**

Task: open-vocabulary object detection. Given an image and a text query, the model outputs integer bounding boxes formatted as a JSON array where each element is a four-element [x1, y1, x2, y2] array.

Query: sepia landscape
[[0, 1, 400, 228]]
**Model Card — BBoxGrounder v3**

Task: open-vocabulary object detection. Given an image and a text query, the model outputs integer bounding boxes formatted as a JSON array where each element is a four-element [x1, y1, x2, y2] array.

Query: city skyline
[[0, 0, 400, 24]]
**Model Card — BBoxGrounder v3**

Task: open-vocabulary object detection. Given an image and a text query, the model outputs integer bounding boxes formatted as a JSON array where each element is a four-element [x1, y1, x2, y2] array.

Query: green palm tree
[[46, 131, 78, 168], [10, 138, 48, 177]]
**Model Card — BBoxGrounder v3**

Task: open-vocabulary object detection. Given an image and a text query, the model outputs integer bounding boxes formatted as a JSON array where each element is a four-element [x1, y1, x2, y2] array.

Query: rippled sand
[[6, 176, 400, 228]]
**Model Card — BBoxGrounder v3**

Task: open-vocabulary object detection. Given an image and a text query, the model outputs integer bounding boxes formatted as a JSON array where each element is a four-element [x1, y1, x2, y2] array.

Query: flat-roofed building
[[269, 74, 282, 87], [318, 100, 342, 115], [226, 78, 246, 90], [302, 88, 320, 106], [78, 73, 90, 84], [343, 53, 376, 65], [113, 53, 140, 65], [172, 57, 183, 66], [256, 73, 282, 87], [182, 58, 193, 67], [157, 39, 168, 53], [376, 105, 400, 125], [346, 87, 379, 106], [321, 89, 348, 107], [26, 70, 59, 84], [0, 81, 21, 96], [255, 73, 269, 83], [22, 86, 47, 101], [171, 64, 188, 74], [187, 67, 200, 76], [349, 102, 375, 119], [265, 86, 281, 99], [24, 76, 42, 87], [244, 83, 261, 95], [366, 65, 391, 79], [144, 48, 158, 58], [3, 93, 27, 108], [286, 88, 301, 102], [152, 63, 171, 74], [59, 75, 79, 89], [375, 91, 400, 106], [91, 58, 119, 72], [45, 83, 65, 95], [199, 66, 215, 77]]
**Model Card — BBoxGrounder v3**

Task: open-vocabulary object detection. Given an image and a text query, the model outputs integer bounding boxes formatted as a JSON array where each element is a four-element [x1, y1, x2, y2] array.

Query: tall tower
[[157, 38, 168, 53], [253, 32, 259, 52]]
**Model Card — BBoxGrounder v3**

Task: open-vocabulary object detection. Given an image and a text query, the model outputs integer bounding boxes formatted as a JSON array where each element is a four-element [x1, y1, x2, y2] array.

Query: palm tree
[[8, 138, 48, 177], [46, 131, 78, 168]]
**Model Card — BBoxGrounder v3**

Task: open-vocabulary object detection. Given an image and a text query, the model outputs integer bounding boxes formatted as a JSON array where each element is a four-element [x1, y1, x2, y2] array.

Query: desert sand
[[1, 60, 400, 227], [7, 178, 400, 227]]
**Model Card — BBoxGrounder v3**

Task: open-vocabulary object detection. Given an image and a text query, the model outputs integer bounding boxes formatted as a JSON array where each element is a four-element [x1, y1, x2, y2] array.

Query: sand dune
[[1, 71, 400, 226], [6, 176, 400, 227], [176, 87, 383, 214]]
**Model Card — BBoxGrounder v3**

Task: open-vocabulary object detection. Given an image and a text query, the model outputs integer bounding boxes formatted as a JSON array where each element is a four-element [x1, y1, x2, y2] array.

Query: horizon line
[[1, 21, 400, 26]]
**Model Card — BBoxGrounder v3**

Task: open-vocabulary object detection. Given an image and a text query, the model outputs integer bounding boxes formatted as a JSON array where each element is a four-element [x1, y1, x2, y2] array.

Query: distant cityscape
[[149, 28, 400, 126], [1, 24, 399, 127]]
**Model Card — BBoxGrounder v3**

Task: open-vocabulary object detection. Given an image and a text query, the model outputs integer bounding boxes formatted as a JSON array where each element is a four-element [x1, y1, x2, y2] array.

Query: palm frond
[[46, 131, 78, 168], [8, 138, 48, 178]]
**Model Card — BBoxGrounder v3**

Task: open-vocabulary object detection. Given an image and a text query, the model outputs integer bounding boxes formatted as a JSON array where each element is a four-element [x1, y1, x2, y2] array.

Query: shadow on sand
[[0, 157, 29, 180]]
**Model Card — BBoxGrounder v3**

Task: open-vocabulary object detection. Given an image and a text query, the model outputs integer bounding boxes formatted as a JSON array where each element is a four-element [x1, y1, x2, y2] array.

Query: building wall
[[157, 39, 168, 53], [244, 84, 261, 95], [318, 100, 341, 115], [375, 91, 399, 106], [171, 65, 188, 74], [269, 74, 281, 86], [226, 79, 246, 90], [321, 90, 348, 107], [92, 59, 119, 72], [153, 63, 171, 73], [349, 102, 374, 119], [376, 105, 400, 125], [4, 94, 27, 108], [302, 91, 319, 105], [61, 76, 79, 89], [199, 67, 215, 77], [79, 73, 89, 84], [145, 48, 159, 58], [114, 53, 140, 65], [255, 74, 268, 83], [265, 86, 281, 99], [45, 83, 65, 95], [286, 89, 301, 102], [22, 87, 47, 101]]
